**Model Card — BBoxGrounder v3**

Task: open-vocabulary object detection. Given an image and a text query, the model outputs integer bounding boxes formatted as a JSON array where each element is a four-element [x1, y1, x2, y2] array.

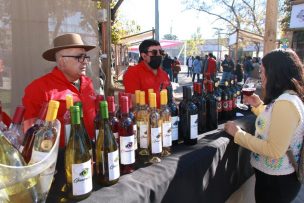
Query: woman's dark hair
[[262, 48, 304, 104]]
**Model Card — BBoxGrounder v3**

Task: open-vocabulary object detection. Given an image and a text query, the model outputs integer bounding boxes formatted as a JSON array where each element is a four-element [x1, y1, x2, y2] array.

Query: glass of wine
[[238, 77, 260, 110]]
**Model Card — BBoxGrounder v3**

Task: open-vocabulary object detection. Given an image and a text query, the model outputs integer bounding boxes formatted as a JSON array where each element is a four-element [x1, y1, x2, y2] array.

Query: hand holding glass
[[242, 77, 259, 96]]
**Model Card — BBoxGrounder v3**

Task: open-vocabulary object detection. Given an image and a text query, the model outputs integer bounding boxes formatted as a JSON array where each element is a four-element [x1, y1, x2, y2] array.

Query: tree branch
[[241, 0, 262, 35], [193, 7, 237, 29]]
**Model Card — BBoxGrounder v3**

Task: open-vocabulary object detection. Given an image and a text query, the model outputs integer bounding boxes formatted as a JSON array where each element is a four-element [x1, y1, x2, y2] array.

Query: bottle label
[[217, 98, 222, 112], [120, 135, 135, 164], [95, 129, 99, 141], [113, 132, 119, 140], [228, 99, 233, 111], [108, 150, 120, 181], [237, 96, 241, 105], [139, 123, 148, 148], [31, 149, 48, 163], [171, 116, 179, 141], [151, 127, 162, 154], [65, 124, 71, 145], [162, 122, 172, 147], [133, 124, 138, 150], [190, 114, 198, 139], [223, 100, 229, 111], [72, 159, 93, 196]]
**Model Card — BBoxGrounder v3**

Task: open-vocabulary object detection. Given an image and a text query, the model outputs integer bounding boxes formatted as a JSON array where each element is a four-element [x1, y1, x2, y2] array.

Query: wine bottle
[[0, 130, 38, 203], [178, 86, 188, 143], [96, 101, 120, 186], [0, 101, 8, 131], [149, 93, 162, 163], [63, 94, 73, 146], [134, 90, 141, 116], [192, 82, 207, 134], [214, 80, 223, 121], [107, 96, 119, 145], [206, 81, 218, 130], [167, 85, 179, 145], [160, 90, 172, 156], [221, 81, 230, 120], [21, 102, 48, 163], [115, 92, 125, 120], [74, 101, 93, 158], [179, 86, 198, 145], [118, 96, 135, 174], [94, 94, 104, 142], [125, 93, 138, 152], [65, 106, 92, 200], [29, 100, 60, 198], [230, 79, 237, 118], [3, 105, 25, 151], [137, 91, 150, 157]]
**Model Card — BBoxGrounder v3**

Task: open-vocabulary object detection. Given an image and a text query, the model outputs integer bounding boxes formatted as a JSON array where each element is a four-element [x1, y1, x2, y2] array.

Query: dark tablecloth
[[47, 113, 256, 203]]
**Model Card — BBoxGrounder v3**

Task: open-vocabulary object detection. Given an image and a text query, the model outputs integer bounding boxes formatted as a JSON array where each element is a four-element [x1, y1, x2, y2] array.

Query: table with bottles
[[46, 111, 255, 203]]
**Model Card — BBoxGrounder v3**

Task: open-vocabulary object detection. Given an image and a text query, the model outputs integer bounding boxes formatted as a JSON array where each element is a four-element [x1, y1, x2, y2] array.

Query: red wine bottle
[[179, 86, 198, 145], [107, 96, 119, 145], [118, 96, 135, 174], [21, 102, 48, 163], [192, 82, 207, 134], [167, 85, 179, 145], [206, 81, 218, 130]]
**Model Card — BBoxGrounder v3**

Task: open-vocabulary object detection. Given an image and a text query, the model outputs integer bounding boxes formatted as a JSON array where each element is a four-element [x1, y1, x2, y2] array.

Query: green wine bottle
[[65, 106, 92, 200], [96, 101, 120, 186], [74, 102, 93, 158]]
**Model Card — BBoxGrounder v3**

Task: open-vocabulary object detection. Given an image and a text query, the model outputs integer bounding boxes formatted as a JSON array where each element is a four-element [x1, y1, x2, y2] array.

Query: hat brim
[[42, 45, 96, 61]]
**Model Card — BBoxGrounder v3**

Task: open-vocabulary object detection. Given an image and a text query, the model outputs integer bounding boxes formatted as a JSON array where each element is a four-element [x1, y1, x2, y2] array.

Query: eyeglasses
[[61, 54, 90, 63], [146, 49, 165, 56]]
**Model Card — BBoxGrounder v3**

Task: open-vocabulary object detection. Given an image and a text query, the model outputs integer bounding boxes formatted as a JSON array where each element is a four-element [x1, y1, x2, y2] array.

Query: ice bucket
[[0, 120, 61, 203]]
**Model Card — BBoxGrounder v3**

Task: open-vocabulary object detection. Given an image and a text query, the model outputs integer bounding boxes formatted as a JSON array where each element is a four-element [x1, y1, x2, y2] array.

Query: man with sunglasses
[[123, 39, 171, 107], [22, 33, 97, 148]]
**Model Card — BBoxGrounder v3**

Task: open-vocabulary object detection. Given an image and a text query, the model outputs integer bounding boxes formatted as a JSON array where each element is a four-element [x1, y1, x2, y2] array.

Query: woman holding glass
[[224, 49, 304, 203]]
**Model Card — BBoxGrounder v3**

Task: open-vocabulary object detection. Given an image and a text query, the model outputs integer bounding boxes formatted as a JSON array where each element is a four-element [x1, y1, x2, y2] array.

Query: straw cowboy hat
[[42, 33, 96, 61]]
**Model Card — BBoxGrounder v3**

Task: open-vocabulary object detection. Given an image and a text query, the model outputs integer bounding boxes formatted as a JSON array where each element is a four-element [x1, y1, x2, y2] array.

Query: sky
[[119, 0, 226, 41]]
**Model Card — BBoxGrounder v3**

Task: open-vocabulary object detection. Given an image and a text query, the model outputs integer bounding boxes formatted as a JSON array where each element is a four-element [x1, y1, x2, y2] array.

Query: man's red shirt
[[207, 57, 217, 75], [22, 67, 96, 147], [123, 61, 171, 107]]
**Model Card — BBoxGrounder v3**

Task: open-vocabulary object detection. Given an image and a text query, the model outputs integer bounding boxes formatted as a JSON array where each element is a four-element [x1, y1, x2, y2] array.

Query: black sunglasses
[[61, 54, 90, 63], [146, 49, 165, 56]]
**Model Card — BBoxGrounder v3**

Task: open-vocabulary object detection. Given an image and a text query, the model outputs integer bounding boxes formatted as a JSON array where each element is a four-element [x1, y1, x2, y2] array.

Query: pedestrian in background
[[224, 49, 304, 203], [192, 56, 202, 82], [221, 54, 234, 84], [186, 55, 194, 77], [172, 56, 181, 83], [162, 54, 174, 81]]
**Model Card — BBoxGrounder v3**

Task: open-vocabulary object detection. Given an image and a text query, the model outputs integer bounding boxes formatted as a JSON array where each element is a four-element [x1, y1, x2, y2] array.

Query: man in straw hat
[[22, 33, 97, 148]]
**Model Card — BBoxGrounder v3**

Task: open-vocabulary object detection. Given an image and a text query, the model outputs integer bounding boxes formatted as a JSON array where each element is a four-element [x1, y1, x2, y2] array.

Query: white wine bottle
[[65, 106, 92, 200], [63, 94, 73, 146], [0, 130, 38, 203], [29, 100, 60, 200], [137, 91, 150, 157], [74, 101, 93, 158], [160, 90, 172, 156], [96, 101, 120, 186], [149, 93, 162, 163]]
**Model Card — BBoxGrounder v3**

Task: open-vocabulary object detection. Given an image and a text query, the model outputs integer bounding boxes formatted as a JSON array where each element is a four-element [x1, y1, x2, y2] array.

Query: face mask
[[148, 56, 162, 70]]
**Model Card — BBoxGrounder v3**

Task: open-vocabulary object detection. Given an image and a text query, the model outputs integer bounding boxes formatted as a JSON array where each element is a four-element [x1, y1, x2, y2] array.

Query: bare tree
[[183, 0, 266, 56]]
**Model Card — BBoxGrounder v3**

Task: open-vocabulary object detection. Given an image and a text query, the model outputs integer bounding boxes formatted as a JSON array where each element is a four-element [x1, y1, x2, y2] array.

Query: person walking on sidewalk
[[186, 55, 194, 77], [192, 56, 202, 82]]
